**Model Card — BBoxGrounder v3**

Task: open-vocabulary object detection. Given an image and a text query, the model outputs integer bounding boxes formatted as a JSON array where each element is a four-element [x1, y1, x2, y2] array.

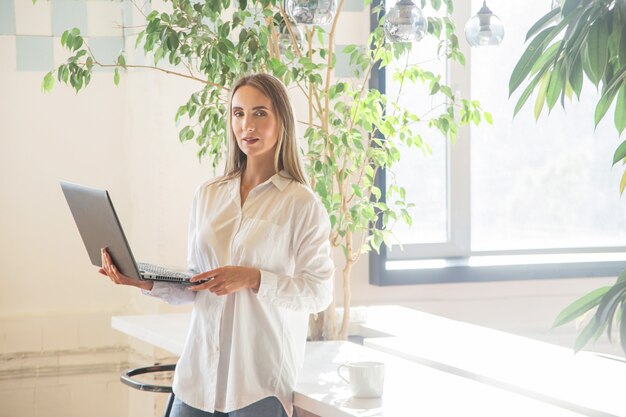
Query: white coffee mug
[[337, 361, 385, 398]]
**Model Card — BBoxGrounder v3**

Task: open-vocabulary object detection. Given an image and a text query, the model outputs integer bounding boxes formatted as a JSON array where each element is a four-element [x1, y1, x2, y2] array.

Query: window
[[371, 0, 626, 285]]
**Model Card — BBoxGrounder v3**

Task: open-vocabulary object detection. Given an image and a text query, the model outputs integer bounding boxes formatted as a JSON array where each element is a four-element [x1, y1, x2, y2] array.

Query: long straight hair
[[222, 73, 309, 186]]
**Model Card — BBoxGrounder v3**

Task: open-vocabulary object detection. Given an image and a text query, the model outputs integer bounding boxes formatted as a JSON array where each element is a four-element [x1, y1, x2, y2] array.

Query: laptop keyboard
[[137, 262, 193, 282]]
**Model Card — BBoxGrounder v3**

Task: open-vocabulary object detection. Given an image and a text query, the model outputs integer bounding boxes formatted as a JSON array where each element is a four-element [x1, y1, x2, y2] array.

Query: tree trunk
[[338, 256, 353, 340]]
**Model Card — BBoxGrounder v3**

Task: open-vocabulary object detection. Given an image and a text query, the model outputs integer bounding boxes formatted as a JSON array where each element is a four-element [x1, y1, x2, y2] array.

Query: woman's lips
[[243, 138, 259, 144]]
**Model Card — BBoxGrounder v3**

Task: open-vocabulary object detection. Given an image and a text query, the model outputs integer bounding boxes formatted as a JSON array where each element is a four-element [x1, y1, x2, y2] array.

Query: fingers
[[100, 248, 122, 284], [187, 275, 221, 292], [189, 267, 221, 283]]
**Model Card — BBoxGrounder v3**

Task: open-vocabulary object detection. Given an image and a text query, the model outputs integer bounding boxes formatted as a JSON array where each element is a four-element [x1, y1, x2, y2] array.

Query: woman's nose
[[242, 116, 255, 132]]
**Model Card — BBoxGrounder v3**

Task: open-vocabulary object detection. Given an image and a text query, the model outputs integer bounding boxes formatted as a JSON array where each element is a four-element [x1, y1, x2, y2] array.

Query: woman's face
[[231, 85, 280, 163]]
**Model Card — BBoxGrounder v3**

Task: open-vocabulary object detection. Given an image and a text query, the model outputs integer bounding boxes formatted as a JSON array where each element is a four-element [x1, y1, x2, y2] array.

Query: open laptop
[[60, 181, 198, 286]]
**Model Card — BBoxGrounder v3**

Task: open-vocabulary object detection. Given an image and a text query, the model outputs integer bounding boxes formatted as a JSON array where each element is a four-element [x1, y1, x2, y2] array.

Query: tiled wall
[[0, 314, 178, 417], [0, 0, 131, 72], [0, 0, 368, 77]]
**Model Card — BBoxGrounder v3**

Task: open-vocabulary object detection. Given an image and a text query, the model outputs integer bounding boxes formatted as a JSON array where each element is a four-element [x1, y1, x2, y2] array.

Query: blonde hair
[[222, 73, 309, 186]]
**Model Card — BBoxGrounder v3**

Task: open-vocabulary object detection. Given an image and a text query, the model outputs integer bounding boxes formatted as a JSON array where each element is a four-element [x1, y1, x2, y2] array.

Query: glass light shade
[[384, 0, 427, 43], [278, 20, 304, 54], [286, 0, 337, 26], [464, 1, 504, 47]]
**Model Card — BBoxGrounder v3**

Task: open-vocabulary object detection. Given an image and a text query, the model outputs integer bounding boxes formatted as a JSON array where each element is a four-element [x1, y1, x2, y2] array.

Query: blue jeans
[[170, 396, 293, 417]]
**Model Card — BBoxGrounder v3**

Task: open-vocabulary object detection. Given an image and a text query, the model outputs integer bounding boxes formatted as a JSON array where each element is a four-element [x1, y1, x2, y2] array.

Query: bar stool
[[121, 363, 176, 417]]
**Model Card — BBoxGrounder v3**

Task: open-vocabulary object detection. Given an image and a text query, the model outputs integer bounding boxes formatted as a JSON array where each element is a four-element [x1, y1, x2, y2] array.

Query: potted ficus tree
[[510, 0, 626, 354], [39, 0, 489, 340]]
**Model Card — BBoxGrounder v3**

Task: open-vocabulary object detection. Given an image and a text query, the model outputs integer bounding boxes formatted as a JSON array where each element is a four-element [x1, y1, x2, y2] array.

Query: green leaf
[[614, 139, 626, 165], [117, 54, 126, 69], [568, 56, 583, 99], [510, 25, 559, 96], [620, 302, 626, 357], [561, 0, 583, 16], [546, 62, 563, 111], [620, 169, 626, 195], [586, 15, 609, 86], [596, 279, 626, 341], [113, 68, 120, 86], [574, 316, 603, 352], [41, 71, 54, 93], [594, 67, 626, 128], [72, 35, 83, 52], [525, 7, 561, 41], [553, 286, 611, 327], [619, 14, 626, 67], [61, 30, 69, 47], [534, 73, 550, 119], [615, 85, 626, 135], [513, 65, 550, 117], [484, 112, 493, 124]]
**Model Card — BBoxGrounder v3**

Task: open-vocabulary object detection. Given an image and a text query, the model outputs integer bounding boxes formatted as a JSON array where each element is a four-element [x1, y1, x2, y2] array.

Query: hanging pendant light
[[464, 1, 504, 47], [278, 19, 304, 55], [384, 0, 427, 43], [286, 0, 337, 26]]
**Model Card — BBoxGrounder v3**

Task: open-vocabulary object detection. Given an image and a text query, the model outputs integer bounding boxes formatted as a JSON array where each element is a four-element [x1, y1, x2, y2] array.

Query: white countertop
[[359, 306, 626, 417], [112, 313, 587, 417]]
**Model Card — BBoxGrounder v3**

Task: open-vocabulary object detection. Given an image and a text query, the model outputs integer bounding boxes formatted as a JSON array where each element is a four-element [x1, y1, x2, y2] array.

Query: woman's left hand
[[188, 266, 261, 295]]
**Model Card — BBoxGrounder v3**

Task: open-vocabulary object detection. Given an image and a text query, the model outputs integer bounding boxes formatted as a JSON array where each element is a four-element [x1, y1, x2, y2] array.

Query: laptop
[[60, 181, 198, 285]]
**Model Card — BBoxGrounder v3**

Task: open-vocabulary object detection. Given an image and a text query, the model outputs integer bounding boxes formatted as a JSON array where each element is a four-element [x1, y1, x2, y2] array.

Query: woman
[[100, 73, 334, 417]]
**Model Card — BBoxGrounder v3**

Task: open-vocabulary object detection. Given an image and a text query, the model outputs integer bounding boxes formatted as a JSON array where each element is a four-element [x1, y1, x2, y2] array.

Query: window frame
[[368, 0, 626, 286]]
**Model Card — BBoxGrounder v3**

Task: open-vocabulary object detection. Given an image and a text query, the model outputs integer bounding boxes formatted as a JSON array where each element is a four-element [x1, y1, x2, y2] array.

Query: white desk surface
[[360, 306, 626, 417], [112, 313, 586, 417]]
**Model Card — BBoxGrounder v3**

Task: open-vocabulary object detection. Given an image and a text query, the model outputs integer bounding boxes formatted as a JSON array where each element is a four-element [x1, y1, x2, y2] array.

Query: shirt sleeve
[[255, 197, 334, 314], [142, 281, 196, 304], [141, 187, 201, 305]]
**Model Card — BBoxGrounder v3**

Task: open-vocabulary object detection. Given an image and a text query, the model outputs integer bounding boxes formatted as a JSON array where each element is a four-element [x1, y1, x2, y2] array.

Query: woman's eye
[[233, 111, 243, 117], [255, 111, 267, 117]]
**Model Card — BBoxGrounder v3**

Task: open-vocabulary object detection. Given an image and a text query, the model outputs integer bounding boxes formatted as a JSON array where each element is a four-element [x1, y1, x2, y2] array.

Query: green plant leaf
[[595, 66, 626, 128], [41, 71, 54, 93], [574, 316, 604, 352], [568, 56, 584, 99], [620, 14, 626, 67], [596, 279, 626, 335], [534, 73, 550, 119], [113, 68, 120, 86], [117, 54, 127, 69], [614, 139, 626, 165], [586, 15, 609, 86], [553, 286, 611, 327], [561, 0, 583, 16], [620, 169, 626, 195], [61, 30, 69, 47], [513, 65, 550, 116], [530, 41, 560, 75], [546, 62, 564, 111], [509, 27, 554, 96], [615, 84, 626, 135], [620, 302, 626, 357], [525, 7, 561, 41]]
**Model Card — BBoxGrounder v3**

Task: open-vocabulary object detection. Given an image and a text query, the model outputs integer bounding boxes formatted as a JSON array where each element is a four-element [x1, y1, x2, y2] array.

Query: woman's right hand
[[99, 248, 153, 291]]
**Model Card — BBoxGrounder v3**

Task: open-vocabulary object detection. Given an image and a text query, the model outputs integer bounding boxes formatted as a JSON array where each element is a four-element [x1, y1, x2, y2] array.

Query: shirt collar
[[269, 170, 293, 192], [228, 170, 293, 196]]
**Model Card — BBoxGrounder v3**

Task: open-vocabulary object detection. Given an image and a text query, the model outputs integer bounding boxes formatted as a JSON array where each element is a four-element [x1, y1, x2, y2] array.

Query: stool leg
[[163, 392, 175, 417]]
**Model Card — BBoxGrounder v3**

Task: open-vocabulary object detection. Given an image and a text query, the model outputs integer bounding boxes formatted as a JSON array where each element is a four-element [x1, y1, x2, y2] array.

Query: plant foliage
[[511, 0, 626, 355], [39, 0, 489, 339]]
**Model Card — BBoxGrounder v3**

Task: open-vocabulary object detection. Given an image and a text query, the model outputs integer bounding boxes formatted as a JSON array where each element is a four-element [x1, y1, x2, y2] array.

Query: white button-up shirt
[[145, 171, 334, 416]]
